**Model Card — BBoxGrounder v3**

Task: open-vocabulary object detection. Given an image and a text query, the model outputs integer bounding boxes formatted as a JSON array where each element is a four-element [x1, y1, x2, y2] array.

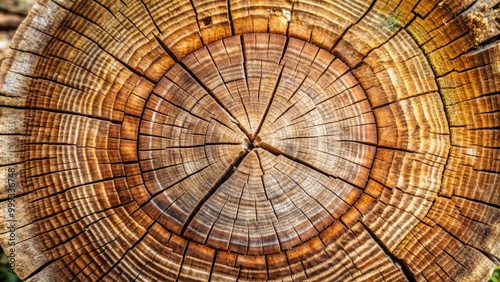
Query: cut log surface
[[0, 0, 498, 281]]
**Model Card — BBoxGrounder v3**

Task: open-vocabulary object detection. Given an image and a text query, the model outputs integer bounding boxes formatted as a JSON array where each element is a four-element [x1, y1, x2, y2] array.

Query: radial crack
[[180, 148, 250, 235], [252, 64, 286, 140], [256, 141, 365, 190], [361, 222, 417, 282]]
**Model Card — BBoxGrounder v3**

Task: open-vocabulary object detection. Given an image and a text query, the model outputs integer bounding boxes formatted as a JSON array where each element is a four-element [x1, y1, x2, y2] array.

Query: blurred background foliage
[[490, 266, 500, 282], [0, 248, 21, 282]]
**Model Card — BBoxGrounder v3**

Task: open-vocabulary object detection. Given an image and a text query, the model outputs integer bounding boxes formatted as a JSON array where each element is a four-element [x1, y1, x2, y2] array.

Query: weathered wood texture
[[0, 0, 499, 281]]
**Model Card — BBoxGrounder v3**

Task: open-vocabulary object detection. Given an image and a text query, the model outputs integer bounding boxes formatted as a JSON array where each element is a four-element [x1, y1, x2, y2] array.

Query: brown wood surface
[[0, 0, 499, 281]]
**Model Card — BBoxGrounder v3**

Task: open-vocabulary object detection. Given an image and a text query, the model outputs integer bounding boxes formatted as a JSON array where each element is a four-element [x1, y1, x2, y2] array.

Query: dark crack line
[[254, 150, 285, 248], [227, 0, 235, 36], [23, 208, 120, 281], [188, 0, 203, 42], [149, 92, 212, 122], [69, 238, 119, 282], [257, 142, 365, 190], [9, 45, 112, 90], [154, 36, 253, 139], [329, 0, 377, 52], [52, 1, 157, 84], [205, 41, 254, 138], [138, 0, 163, 37], [238, 35, 254, 132], [174, 237, 190, 282], [269, 56, 322, 126], [138, 143, 242, 150], [405, 23, 453, 200], [271, 169, 321, 235], [204, 195, 230, 245], [97, 193, 184, 281], [252, 64, 286, 140], [361, 221, 417, 282], [272, 97, 371, 133], [8, 74, 121, 124], [453, 195, 500, 210], [207, 249, 218, 282], [285, 1, 295, 37], [274, 166, 333, 229], [179, 148, 250, 235], [61, 236, 111, 277]]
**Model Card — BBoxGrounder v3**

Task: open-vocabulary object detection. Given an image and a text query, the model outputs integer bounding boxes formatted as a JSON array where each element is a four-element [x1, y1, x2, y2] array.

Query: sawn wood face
[[0, 0, 498, 281]]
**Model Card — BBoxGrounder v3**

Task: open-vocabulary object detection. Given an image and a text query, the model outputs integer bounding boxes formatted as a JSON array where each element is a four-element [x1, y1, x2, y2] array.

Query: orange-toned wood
[[0, 0, 498, 281]]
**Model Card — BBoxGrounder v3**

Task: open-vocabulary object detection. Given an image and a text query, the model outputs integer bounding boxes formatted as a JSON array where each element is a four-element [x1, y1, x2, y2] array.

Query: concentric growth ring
[[137, 34, 376, 255], [0, 0, 498, 281]]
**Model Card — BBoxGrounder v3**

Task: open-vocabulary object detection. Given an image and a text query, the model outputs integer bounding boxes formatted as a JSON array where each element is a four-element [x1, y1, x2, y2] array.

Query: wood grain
[[0, 0, 498, 281]]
